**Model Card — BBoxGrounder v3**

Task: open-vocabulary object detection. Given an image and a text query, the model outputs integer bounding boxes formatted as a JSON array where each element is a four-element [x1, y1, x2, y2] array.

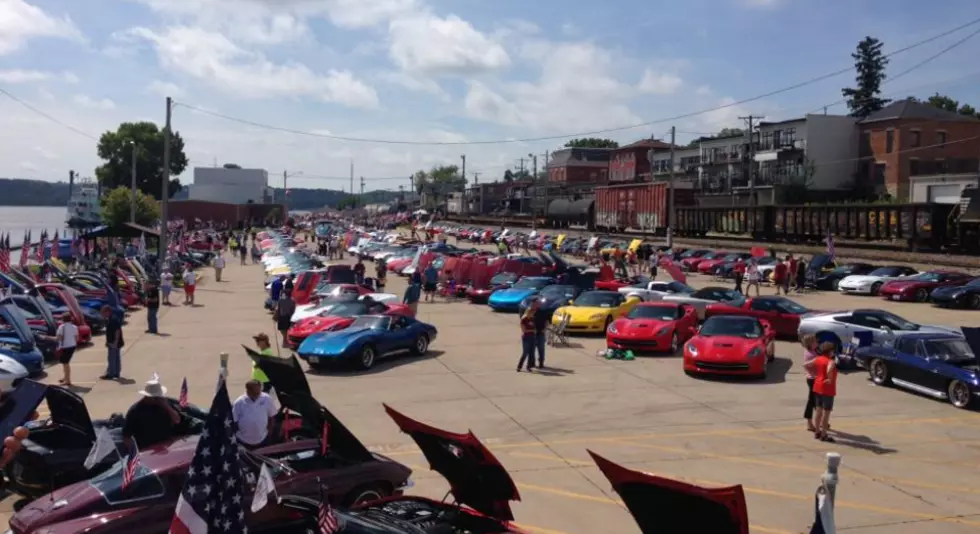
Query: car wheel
[[357, 346, 376, 370], [346, 484, 390, 507], [915, 288, 929, 302], [669, 333, 679, 353], [948, 380, 972, 409], [413, 335, 429, 355], [767, 341, 776, 362], [869, 358, 891, 385], [758, 358, 768, 380], [870, 282, 883, 296], [832, 279, 840, 291], [604, 316, 613, 331], [970, 294, 980, 310]]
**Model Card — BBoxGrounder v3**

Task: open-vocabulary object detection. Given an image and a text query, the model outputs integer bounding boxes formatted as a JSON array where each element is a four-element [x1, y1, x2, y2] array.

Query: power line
[[170, 16, 980, 146], [0, 87, 98, 140]]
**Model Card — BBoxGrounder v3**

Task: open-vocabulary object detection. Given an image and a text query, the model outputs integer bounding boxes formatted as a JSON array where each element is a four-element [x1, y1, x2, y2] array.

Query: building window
[[909, 130, 921, 148], [761, 132, 773, 151], [784, 128, 796, 145], [937, 131, 947, 147], [909, 158, 920, 176], [886, 130, 894, 153]]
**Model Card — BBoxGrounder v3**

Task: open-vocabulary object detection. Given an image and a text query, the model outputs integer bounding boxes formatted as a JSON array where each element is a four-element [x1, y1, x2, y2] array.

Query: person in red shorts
[[809, 341, 838, 442], [182, 265, 197, 305]]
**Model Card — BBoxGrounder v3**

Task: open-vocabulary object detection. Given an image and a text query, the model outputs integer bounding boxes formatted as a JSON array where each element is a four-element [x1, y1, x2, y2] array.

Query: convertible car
[[683, 315, 776, 379], [931, 277, 980, 309], [697, 253, 751, 275], [0, 304, 45, 374], [607, 302, 698, 353], [798, 308, 962, 351], [286, 299, 414, 348], [290, 293, 399, 323], [662, 286, 743, 320], [488, 276, 555, 312], [704, 296, 811, 338], [297, 314, 438, 370], [855, 330, 980, 409], [878, 270, 973, 302], [838, 266, 919, 296], [551, 290, 640, 334]]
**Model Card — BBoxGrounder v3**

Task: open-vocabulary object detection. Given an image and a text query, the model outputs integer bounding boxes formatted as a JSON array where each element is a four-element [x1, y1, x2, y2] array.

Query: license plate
[[890, 295, 900, 301]]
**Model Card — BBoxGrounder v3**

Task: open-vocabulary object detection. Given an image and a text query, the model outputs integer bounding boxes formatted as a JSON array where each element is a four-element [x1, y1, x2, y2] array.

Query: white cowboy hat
[[138, 374, 168, 397]]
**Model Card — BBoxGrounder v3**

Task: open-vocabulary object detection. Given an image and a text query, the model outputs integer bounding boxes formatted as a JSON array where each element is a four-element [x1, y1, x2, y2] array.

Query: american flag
[[168, 379, 246, 534], [320, 421, 330, 456], [34, 231, 45, 263], [179, 377, 189, 408], [317, 499, 340, 534], [825, 228, 835, 260], [121, 440, 141, 491], [0, 234, 10, 272], [19, 231, 29, 268]]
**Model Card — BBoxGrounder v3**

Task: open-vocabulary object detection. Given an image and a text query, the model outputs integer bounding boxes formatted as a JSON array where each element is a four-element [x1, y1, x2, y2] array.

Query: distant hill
[[0, 178, 71, 206], [174, 185, 401, 210]]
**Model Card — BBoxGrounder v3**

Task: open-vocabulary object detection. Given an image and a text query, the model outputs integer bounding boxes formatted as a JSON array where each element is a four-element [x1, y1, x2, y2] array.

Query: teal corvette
[[296, 315, 438, 371]]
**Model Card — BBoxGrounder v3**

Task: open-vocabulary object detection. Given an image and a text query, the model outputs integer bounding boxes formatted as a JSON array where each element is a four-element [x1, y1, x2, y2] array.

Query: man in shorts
[[55, 313, 78, 386], [182, 266, 196, 305], [422, 263, 439, 302]]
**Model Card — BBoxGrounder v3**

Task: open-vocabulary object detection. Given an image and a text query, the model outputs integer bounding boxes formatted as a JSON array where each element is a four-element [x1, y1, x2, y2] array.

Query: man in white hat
[[122, 374, 181, 450]]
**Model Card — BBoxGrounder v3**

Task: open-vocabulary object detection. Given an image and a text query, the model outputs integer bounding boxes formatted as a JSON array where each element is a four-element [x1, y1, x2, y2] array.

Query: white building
[[190, 166, 273, 204]]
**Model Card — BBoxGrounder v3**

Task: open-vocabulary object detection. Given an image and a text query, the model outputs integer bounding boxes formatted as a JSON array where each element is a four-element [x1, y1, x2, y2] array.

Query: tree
[[716, 127, 744, 138], [563, 138, 619, 149], [959, 103, 978, 117], [96, 121, 188, 200], [841, 37, 890, 118], [412, 165, 465, 196], [100, 186, 160, 227], [907, 93, 980, 118], [503, 169, 515, 182]]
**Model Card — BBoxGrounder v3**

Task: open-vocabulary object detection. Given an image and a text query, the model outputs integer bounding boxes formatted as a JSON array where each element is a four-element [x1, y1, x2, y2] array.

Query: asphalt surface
[[4, 244, 980, 534]]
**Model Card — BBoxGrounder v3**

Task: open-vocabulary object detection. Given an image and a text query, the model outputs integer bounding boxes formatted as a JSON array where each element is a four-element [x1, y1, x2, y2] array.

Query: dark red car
[[285, 299, 414, 348], [705, 295, 812, 338], [878, 270, 973, 302], [681, 250, 726, 272]]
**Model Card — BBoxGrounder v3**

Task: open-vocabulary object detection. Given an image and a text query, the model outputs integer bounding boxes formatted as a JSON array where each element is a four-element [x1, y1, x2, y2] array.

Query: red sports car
[[683, 315, 776, 379], [308, 283, 375, 303], [607, 302, 698, 353], [286, 299, 414, 348], [879, 270, 973, 302], [595, 274, 651, 292], [697, 253, 751, 274], [682, 251, 727, 272], [704, 295, 811, 338]]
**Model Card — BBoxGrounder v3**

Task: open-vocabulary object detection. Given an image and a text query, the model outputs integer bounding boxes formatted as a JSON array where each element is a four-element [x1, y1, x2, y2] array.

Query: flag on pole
[[168, 379, 246, 534], [320, 421, 330, 456], [19, 231, 29, 268], [809, 485, 836, 534], [121, 440, 141, 491], [317, 496, 340, 534], [0, 234, 9, 273], [84, 426, 121, 470], [826, 228, 835, 260], [250, 464, 276, 513], [178, 377, 188, 408], [34, 231, 45, 263]]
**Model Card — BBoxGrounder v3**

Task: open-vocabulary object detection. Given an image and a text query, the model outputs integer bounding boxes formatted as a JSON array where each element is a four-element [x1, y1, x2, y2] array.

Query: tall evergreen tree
[[841, 37, 890, 118]]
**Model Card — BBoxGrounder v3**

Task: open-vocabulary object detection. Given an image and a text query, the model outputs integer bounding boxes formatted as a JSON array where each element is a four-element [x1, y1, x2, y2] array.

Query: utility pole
[[519, 158, 525, 178], [473, 172, 480, 185], [667, 126, 676, 248], [530, 153, 538, 229], [349, 159, 354, 196], [130, 141, 138, 223], [159, 96, 172, 269], [460, 154, 466, 186], [739, 115, 765, 206]]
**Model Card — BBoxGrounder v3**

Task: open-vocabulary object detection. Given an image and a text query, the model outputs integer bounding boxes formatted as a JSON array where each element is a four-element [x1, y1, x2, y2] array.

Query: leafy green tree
[[716, 127, 744, 137], [100, 186, 160, 227], [96, 121, 188, 200], [413, 165, 464, 195], [959, 103, 978, 117], [841, 37, 890, 118], [563, 138, 619, 149], [926, 93, 959, 113], [502, 169, 515, 182]]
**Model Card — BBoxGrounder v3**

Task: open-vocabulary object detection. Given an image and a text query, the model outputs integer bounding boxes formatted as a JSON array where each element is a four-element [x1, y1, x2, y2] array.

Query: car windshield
[[627, 306, 679, 321], [574, 292, 621, 308], [924, 339, 976, 363], [539, 285, 578, 299], [830, 265, 861, 275], [89, 457, 165, 505], [318, 284, 358, 296], [320, 302, 366, 317], [692, 288, 740, 301], [350, 316, 390, 330], [869, 267, 903, 277], [491, 273, 519, 284], [700, 317, 762, 338], [513, 278, 552, 290], [679, 249, 703, 258], [874, 311, 919, 331], [906, 272, 944, 282], [773, 297, 809, 314], [666, 282, 694, 294]]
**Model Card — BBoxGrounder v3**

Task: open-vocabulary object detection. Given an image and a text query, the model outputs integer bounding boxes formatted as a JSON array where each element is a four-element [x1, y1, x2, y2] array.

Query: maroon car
[[878, 270, 973, 302]]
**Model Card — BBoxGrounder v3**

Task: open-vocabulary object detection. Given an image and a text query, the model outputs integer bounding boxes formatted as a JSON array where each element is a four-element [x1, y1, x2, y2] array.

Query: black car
[[932, 277, 980, 309], [518, 284, 584, 318], [813, 262, 876, 291]]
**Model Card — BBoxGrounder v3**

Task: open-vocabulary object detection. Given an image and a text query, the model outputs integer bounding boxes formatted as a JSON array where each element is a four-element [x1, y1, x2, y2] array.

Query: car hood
[[0, 379, 47, 440], [0, 303, 35, 345], [616, 318, 675, 335], [840, 275, 887, 285], [299, 326, 375, 350], [245, 350, 373, 462], [384, 404, 519, 521], [589, 451, 748, 534], [292, 315, 353, 333], [691, 336, 760, 360], [489, 288, 537, 302]]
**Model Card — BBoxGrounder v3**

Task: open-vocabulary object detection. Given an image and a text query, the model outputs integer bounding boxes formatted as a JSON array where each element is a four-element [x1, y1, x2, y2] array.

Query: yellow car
[[552, 290, 640, 334]]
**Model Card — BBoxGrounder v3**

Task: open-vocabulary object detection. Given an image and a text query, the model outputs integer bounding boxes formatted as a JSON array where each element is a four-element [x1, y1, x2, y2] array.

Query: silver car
[[662, 286, 743, 319], [797, 309, 962, 347], [619, 280, 695, 302]]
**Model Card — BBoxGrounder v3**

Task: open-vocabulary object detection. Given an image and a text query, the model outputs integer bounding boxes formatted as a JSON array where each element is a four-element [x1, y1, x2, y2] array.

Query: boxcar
[[594, 182, 694, 233]]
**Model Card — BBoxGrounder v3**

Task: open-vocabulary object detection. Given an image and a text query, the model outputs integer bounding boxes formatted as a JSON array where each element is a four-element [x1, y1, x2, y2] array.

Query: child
[[447, 275, 457, 297], [160, 268, 173, 305], [809, 341, 838, 442]]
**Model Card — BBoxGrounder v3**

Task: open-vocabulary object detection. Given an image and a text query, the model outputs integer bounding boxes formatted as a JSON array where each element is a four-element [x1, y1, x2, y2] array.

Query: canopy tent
[[80, 223, 160, 240]]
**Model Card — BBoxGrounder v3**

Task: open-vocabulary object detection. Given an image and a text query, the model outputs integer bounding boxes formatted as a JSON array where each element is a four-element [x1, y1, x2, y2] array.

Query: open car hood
[[46, 384, 96, 441], [244, 349, 373, 462], [589, 451, 749, 534], [0, 379, 47, 440], [0, 272, 27, 295], [384, 404, 520, 521], [0, 303, 35, 346], [962, 327, 980, 357]]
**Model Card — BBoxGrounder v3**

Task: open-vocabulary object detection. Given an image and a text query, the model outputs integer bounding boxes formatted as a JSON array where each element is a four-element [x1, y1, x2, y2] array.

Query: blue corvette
[[518, 284, 585, 318], [488, 276, 556, 312], [297, 314, 438, 371], [0, 303, 44, 375], [854, 330, 980, 409]]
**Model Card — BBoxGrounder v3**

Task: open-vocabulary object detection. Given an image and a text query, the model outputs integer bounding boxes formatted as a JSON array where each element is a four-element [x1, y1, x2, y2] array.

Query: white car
[[291, 293, 398, 322], [619, 280, 695, 302], [798, 309, 962, 348], [838, 266, 919, 296], [662, 286, 743, 319], [0, 355, 29, 391]]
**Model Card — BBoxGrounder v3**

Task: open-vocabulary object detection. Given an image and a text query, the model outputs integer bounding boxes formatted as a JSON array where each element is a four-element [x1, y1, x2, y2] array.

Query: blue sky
[[1, 0, 978, 192]]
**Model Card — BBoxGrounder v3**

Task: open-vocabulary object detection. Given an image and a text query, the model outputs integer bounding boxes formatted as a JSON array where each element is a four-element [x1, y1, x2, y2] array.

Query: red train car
[[594, 182, 694, 233]]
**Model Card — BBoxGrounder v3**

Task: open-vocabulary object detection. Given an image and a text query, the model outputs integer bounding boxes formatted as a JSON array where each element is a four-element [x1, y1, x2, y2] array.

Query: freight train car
[[593, 182, 695, 234], [675, 203, 954, 250]]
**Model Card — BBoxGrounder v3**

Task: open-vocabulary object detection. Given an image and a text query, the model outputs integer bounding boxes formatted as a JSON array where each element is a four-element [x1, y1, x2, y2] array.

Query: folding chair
[[548, 313, 570, 347]]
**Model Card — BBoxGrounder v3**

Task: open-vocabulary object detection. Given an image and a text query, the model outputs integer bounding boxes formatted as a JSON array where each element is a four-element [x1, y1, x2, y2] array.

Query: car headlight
[[608, 323, 618, 334], [589, 314, 605, 320], [687, 343, 698, 356], [748, 347, 762, 358], [656, 327, 671, 336]]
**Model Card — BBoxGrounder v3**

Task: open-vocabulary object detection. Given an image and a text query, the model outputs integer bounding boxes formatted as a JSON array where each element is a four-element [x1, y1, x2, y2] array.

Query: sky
[[1, 0, 979, 193]]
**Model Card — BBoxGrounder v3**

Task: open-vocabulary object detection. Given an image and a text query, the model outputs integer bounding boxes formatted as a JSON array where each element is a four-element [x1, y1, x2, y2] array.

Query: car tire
[[948, 380, 972, 409], [758, 358, 768, 380], [413, 335, 429, 355], [970, 294, 980, 310], [870, 282, 883, 296], [767, 341, 776, 362], [869, 358, 891, 385], [346, 484, 390, 507], [669, 333, 679, 353], [915, 288, 929, 302], [357, 345, 377, 370], [604, 316, 613, 332]]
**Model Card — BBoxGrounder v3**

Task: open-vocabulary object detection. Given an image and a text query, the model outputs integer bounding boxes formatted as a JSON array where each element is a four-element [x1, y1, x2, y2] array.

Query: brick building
[[607, 139, 674, 182], [859, 99, 980, 201], [547, 147, 611, 184]]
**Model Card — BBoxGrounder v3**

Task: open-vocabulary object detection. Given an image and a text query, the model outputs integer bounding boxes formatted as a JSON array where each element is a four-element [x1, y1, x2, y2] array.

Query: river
[[0, 206, 69, 261]]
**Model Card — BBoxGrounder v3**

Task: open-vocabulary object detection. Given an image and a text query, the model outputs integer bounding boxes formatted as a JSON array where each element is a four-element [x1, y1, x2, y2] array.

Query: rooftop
[[860, 99, 980, 124]]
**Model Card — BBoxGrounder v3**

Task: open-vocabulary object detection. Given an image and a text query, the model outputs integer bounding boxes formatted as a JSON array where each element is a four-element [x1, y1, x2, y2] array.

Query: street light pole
[[130, 141, 138, 223]]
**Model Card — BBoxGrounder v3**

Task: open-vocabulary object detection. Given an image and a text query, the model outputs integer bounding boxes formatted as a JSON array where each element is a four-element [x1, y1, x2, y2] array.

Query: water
[[0, 206, 68, 240]]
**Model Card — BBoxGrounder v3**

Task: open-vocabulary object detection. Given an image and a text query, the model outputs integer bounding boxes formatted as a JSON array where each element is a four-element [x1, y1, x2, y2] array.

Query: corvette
[[297, 314, 437, 370], [704, 296, 811, 338], [878, 270, 972, 302], [607, 302, 698, 353], [697, 253, 750, 275], [488, 276, 555, 312], [683, 315, 776, 379], [290, 293, 399, 323], [518, 284, 583, 318], [551, 290, 640, 334], [797, 308, 962, 350], [662, 286, 743, 320], [0, 303, 45, 374], [931, 277, 980, 309], [682, 250, 727, 272], [618, 280, 694, 302], [838, 266, 919, 296], [286, 299, 414, 348]]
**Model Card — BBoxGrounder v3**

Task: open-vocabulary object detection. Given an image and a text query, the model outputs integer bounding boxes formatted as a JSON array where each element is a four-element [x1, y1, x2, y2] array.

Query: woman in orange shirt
[[810, 341, 838, 442]]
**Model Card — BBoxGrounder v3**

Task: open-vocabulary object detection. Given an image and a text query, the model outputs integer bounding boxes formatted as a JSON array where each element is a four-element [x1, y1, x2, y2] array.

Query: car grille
[[696, 361, 750, 371], [611, 338, 658, 347]]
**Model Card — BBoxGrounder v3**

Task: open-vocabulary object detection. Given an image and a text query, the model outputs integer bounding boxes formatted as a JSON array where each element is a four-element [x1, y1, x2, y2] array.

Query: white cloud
[[19, 161, 37, 171], [129, 26, 379, 108], [0, 70, 77, 84], [377, 70, 450, 100], [146, 80, 185, 98], [638, 69, 683, 95], [0, 0, 82, 55], [72, 95, 116, 110], [388, 14, 510, 74], [33, 146, 59, 161]]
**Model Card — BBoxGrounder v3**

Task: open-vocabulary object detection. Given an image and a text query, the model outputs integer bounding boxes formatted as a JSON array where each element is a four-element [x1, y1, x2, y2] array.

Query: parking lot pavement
[[4, 253, 980, 533]]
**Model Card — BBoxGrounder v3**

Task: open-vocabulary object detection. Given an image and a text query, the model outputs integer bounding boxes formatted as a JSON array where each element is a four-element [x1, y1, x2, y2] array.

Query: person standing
[[532, 297, 550, 368], [375, 258, 387, 292], [517, 301, 538, 372], [787, 254, 798, 291], [772, 258, 788, 295], [100, 305, 125, 380], [795, 257, 808, 293], [800, 334, 819, 432], [275, 293, 296, 347], [55, 313, 78, 386], [733, 258, 746, 294], [182, 266, 196, 305], [160, 268, 173, 305], [809, 341, 838, 442], [403, 277, 421, 315], [353, 259, 366, 285], [745, 261, 761, 296], [232, 380, 278, 449], [239, 242, 247, 265], [422, 262, 439, 303], [145, 279, 160, 334], [213, 253, 226, 282]]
